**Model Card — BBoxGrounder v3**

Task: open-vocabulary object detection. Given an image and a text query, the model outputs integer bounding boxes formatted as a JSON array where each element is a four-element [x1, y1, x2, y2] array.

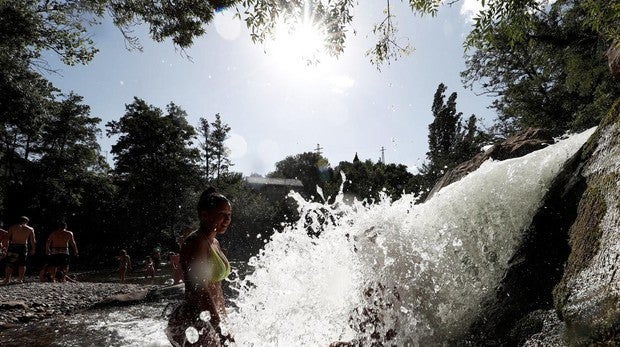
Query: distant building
[[244, 177, 304, 200]]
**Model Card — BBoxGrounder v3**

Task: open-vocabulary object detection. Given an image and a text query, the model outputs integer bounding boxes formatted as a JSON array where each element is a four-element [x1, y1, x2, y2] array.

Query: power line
[[315, 143, 324, 156], [380, 146, 385, 163]]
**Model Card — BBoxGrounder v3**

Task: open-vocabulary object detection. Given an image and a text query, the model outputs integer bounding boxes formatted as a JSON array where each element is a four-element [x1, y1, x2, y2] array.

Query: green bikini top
[[209, 244, 231, 283]]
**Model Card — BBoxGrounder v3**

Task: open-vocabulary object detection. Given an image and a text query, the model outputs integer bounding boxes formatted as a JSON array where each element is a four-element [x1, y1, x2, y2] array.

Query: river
[[0, 129, 595, 346]]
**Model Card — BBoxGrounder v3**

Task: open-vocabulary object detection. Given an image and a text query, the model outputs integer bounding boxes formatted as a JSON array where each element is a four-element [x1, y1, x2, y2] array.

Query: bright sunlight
[[265, 9, 336, 79]]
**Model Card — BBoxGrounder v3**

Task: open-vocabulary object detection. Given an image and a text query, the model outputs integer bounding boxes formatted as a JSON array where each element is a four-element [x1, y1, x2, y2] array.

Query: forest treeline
[[0, 0, 617, 268]]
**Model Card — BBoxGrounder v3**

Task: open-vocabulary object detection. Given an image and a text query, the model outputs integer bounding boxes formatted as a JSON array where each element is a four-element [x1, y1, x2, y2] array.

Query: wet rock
[[522, 309, 566, 346], [0, 301, 28, 310], [92, 289, 150, 307], [509, 310, 546, 345], [18, 313, 35, 322], [459, 130, 588, 345], [426, 128, 554, 200], [552, 101, 620, 345], [460, 101, 620, 345], [92, 284, 184, 308], [146, 283, 184, 300]]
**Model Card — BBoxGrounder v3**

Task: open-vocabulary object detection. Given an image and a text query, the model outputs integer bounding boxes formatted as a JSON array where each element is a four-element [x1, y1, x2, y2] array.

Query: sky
[[44, 0, 493, 176]]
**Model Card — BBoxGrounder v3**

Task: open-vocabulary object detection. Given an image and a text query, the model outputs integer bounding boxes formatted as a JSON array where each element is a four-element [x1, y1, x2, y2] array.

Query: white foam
[[228, 128, 596, 345]]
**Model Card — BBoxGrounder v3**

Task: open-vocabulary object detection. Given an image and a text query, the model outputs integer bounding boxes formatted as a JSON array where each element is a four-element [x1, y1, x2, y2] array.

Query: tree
[[334, 159, 416, 202], [0, 89, 115, 261], [420, 84, 487, 188], [427, 83, 462, 171], [1, 89, 109, 215], [198, 117, 211, 182], [0, 1, 243, 68], [207, 114, 233, 183], [268, 152, 332, 200], [106, 98, 202, 249], [7, 0, 616, 73], [31, 93, 108, 218], [197, 114, 233, 183], [242, 0, 619, 69], [462, 0, 620, 136]]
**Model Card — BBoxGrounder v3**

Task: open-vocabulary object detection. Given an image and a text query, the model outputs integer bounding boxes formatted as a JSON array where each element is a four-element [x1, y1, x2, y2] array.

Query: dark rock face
[[552, 101, 620, 345], [458, 134, 589, 346], [459, 101, 620, 346], [426, 128, 554, 201]]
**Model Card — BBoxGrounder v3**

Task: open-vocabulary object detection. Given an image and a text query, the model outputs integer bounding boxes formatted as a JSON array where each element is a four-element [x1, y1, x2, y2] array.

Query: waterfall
[[227, 128, 596, 346]]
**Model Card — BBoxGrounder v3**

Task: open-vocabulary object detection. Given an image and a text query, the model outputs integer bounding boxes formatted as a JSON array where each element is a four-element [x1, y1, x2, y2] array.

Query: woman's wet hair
[[197, 187, 230, 212]]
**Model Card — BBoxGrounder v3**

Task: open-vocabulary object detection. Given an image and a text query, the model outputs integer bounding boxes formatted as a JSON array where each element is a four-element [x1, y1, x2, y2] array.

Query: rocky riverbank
[[0, 280, 156, 329]]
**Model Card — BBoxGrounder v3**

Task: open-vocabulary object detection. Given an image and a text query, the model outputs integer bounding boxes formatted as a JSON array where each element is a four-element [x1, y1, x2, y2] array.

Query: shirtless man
[[116, 249, 131, 283], [0, 222, 8, 258], [4, 216, 36, 284], [0, 222, 8, 267], [168, 252, 183, 284], [46, 221, 78, 282]]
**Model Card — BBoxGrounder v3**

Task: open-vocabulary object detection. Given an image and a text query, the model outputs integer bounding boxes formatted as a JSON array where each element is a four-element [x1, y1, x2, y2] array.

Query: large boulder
[[459, 100, 620, 346], [426, 128, 554, 200], [552, 100, 620, 345], [458, 128, 590, 345], [91, 283, 185, 308]]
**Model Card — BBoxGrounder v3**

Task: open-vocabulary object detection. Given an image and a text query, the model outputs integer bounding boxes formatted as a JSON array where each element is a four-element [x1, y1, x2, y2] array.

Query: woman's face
[[200, 202, 232, 234]]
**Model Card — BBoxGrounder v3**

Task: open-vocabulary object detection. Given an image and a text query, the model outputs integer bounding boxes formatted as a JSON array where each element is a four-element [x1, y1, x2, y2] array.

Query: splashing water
[[228, 128, 595, 346]]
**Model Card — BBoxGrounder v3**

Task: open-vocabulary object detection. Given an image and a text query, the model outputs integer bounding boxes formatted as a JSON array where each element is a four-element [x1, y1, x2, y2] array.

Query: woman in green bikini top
[[166, 187, 234, 347]]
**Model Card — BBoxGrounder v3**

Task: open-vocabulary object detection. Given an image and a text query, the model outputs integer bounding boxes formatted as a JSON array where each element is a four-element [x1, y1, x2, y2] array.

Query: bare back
[[0, 229, 8, 247], [47, 229, 77, 255], [8, 224, 35, 245]]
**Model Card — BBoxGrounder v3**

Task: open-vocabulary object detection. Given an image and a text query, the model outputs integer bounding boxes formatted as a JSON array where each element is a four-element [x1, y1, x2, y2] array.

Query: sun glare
[[266, 19, 335, 78]]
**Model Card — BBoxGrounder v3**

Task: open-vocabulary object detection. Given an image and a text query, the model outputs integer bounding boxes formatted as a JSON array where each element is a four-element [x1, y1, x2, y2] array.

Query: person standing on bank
[[3, 216, 36, 284], [46, 221, 79, 282], [167, 187, 234, 346], [0, 221, 8, 261], [116, 249, 132, 284]]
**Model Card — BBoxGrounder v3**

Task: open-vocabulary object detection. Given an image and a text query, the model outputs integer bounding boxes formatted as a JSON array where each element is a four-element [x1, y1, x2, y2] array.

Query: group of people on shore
[[114, 248, 183, 285], [1, 186, 236, 346], [0, 217, 78, 284]]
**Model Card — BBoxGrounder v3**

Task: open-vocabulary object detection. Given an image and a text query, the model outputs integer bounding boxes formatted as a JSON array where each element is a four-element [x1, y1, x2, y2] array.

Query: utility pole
[[380, 146, 385, 163], [315, 143, 324, 156]]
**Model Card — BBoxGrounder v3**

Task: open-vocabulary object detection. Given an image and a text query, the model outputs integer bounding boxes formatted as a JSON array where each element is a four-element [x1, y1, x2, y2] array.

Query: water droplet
[[185, 326, 199, 343], [199, 310, 211, 322], [219, 321, 230, 335]]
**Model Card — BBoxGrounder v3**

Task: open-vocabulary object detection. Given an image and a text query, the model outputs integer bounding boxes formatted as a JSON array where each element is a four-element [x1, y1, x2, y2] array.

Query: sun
[[264, 16, 336, 78]]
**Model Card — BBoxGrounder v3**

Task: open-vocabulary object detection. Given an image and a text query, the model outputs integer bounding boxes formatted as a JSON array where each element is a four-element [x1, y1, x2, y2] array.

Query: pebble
[[0, 280, 152, 329]]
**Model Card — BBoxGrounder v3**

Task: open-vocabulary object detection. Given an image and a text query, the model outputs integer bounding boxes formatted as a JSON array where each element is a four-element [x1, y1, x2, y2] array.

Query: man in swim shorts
[[3, 216, 36, 284], [0, 222, 8, 269], [46, 221, 79, 282]]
